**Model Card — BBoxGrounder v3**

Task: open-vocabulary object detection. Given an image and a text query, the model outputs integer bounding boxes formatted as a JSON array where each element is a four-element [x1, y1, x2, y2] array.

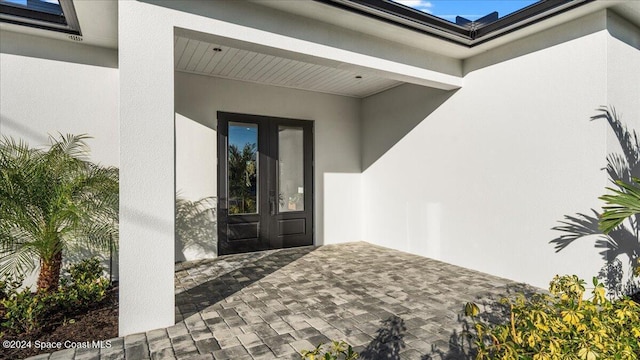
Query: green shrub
[[0, 274, 22, 302], [0, 274, 25, 331], [300, 340, 359, 360], [1, 289, 56, 334], [60, 257, 110, 308], [465, 275, 640, 360], [1, 258, 110, 335]]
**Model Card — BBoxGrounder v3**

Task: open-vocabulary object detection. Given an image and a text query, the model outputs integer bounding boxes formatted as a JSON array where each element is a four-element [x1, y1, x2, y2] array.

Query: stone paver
[[29, 242, 539, 359]]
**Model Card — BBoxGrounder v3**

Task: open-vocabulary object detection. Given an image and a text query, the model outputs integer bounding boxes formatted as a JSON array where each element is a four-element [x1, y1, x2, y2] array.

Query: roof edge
[[314, 0, 595, 47]]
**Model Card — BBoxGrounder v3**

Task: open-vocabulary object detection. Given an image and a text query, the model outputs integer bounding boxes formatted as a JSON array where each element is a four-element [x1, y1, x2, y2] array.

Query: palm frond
[[599, 177, 640, 234], [0, 245, 38, 279], [47, 133, 92, 161], [70, 221, 118, 252]]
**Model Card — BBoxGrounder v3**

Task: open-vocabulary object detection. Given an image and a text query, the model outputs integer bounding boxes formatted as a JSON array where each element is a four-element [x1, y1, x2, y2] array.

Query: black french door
[[217, 112, 313, 256]]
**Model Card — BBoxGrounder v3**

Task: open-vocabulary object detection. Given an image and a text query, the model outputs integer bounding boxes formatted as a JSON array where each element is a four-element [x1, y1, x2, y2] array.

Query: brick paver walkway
[[29, 242, 538, 360]]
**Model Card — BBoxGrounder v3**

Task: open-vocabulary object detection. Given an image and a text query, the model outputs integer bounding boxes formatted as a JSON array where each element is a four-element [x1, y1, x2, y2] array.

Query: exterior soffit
[[173, 27, 462, 97]]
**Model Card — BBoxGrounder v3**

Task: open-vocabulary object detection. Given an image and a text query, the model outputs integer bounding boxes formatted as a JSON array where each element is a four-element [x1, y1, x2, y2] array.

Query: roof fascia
[[314, 0, 595, 47], [472, 0, 595, 45], [315, 0, 473, 45]]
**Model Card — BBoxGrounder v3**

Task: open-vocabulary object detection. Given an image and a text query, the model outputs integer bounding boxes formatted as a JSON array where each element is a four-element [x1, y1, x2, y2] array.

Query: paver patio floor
[[30, 242, 538, 360]]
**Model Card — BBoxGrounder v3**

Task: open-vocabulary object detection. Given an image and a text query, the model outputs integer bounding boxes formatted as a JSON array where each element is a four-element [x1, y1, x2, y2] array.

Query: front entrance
[[217, 112, 314, 255]]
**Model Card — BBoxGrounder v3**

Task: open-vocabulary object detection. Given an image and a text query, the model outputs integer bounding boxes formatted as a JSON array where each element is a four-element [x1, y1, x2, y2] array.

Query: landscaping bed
[[0, 286, 118, 360]]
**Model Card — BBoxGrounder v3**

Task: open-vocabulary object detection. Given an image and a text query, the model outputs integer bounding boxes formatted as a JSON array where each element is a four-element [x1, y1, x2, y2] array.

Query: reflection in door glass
[[278, 126, 304, 212], [228, 122, 258, 214]]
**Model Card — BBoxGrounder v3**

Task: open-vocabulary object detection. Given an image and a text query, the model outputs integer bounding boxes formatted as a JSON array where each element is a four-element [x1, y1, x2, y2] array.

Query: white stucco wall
[[603, 11, 640, 290], [0, 30, 119, 288], [175, 72, 362, 252], [361, 12, 612, 290], [0, 30, 118, 166], [175, 113, 217, 261], [324, 173, 363, 244], [606, 12, 640, 134]]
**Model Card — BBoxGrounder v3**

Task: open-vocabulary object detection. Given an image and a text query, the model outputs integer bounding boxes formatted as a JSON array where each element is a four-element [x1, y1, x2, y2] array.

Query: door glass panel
[[228, 122, 258, 215], [278, 126, 304, 212]]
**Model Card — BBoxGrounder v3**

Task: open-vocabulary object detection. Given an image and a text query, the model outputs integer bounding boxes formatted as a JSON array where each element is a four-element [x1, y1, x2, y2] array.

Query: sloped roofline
[[314, 0, 595, 47]]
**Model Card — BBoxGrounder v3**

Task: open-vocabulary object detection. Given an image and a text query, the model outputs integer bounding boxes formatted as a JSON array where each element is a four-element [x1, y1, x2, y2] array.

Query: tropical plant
[[1, 258, 110, 334], [300, 340, 359, 360], [599, 177, 640, 277], [465, 275, 640, 360], [551, 107, 639, 296], [0, 134, 118, 293], [59, 257, 110, 309], [599, 177, 640, 234], [228, 143, 257, 214], [0, 274, 22, 303], [1, 286, 50, 333]]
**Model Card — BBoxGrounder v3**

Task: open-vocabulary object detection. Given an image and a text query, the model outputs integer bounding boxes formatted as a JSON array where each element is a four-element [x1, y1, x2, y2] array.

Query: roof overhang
[[0, 0, 81, 35], [257, 0, 640, 59], [315, 0, 595, 47], [1, 1, 638, 55], [0, 0, 117, 48]]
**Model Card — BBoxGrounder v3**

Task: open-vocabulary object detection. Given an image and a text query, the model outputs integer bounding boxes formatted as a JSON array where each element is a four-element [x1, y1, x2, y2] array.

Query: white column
[[118, 0, 175, 335]]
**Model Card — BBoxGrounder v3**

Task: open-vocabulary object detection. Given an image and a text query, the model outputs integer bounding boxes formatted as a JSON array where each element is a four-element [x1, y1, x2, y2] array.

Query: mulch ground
[[0, 286, 118, 360]]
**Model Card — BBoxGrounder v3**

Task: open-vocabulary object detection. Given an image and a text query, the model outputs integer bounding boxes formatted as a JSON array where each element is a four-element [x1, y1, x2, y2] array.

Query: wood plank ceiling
[[174, 36, 402, 98]]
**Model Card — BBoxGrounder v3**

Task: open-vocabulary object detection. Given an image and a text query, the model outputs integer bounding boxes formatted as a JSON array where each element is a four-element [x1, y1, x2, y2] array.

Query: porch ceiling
[[174, 35, 403, 98]]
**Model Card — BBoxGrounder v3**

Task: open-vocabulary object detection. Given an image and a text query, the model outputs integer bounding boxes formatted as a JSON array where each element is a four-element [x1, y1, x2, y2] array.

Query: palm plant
[[0, 134, 118, 293], [594, 106, 640, 238], [551, 107, 640, 296], [599, 177, 640, 278], [599, 177, 640, 235], [228, 143, 257, 214]]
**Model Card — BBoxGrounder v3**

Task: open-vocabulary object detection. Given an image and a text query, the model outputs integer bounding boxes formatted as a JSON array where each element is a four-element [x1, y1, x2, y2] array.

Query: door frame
[[217, 111, 314, 255]]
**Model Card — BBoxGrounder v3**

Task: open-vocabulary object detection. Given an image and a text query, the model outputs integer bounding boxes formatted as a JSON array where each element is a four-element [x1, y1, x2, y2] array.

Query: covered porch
[[118, 0, 637, 338], [120, 0, 462, 336]]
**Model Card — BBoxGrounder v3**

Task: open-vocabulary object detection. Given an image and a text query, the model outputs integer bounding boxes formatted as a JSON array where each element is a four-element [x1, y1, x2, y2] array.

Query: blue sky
[[393, 0, 539, 21], [229, 124, 258, 149]]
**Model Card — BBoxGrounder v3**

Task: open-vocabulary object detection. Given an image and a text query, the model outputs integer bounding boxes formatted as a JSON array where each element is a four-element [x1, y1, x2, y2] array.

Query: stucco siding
[[606, 11, 640, 135], [0, 30, 118, 166], [603, 11, 640, 289], [361, 17, 610, 290]]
